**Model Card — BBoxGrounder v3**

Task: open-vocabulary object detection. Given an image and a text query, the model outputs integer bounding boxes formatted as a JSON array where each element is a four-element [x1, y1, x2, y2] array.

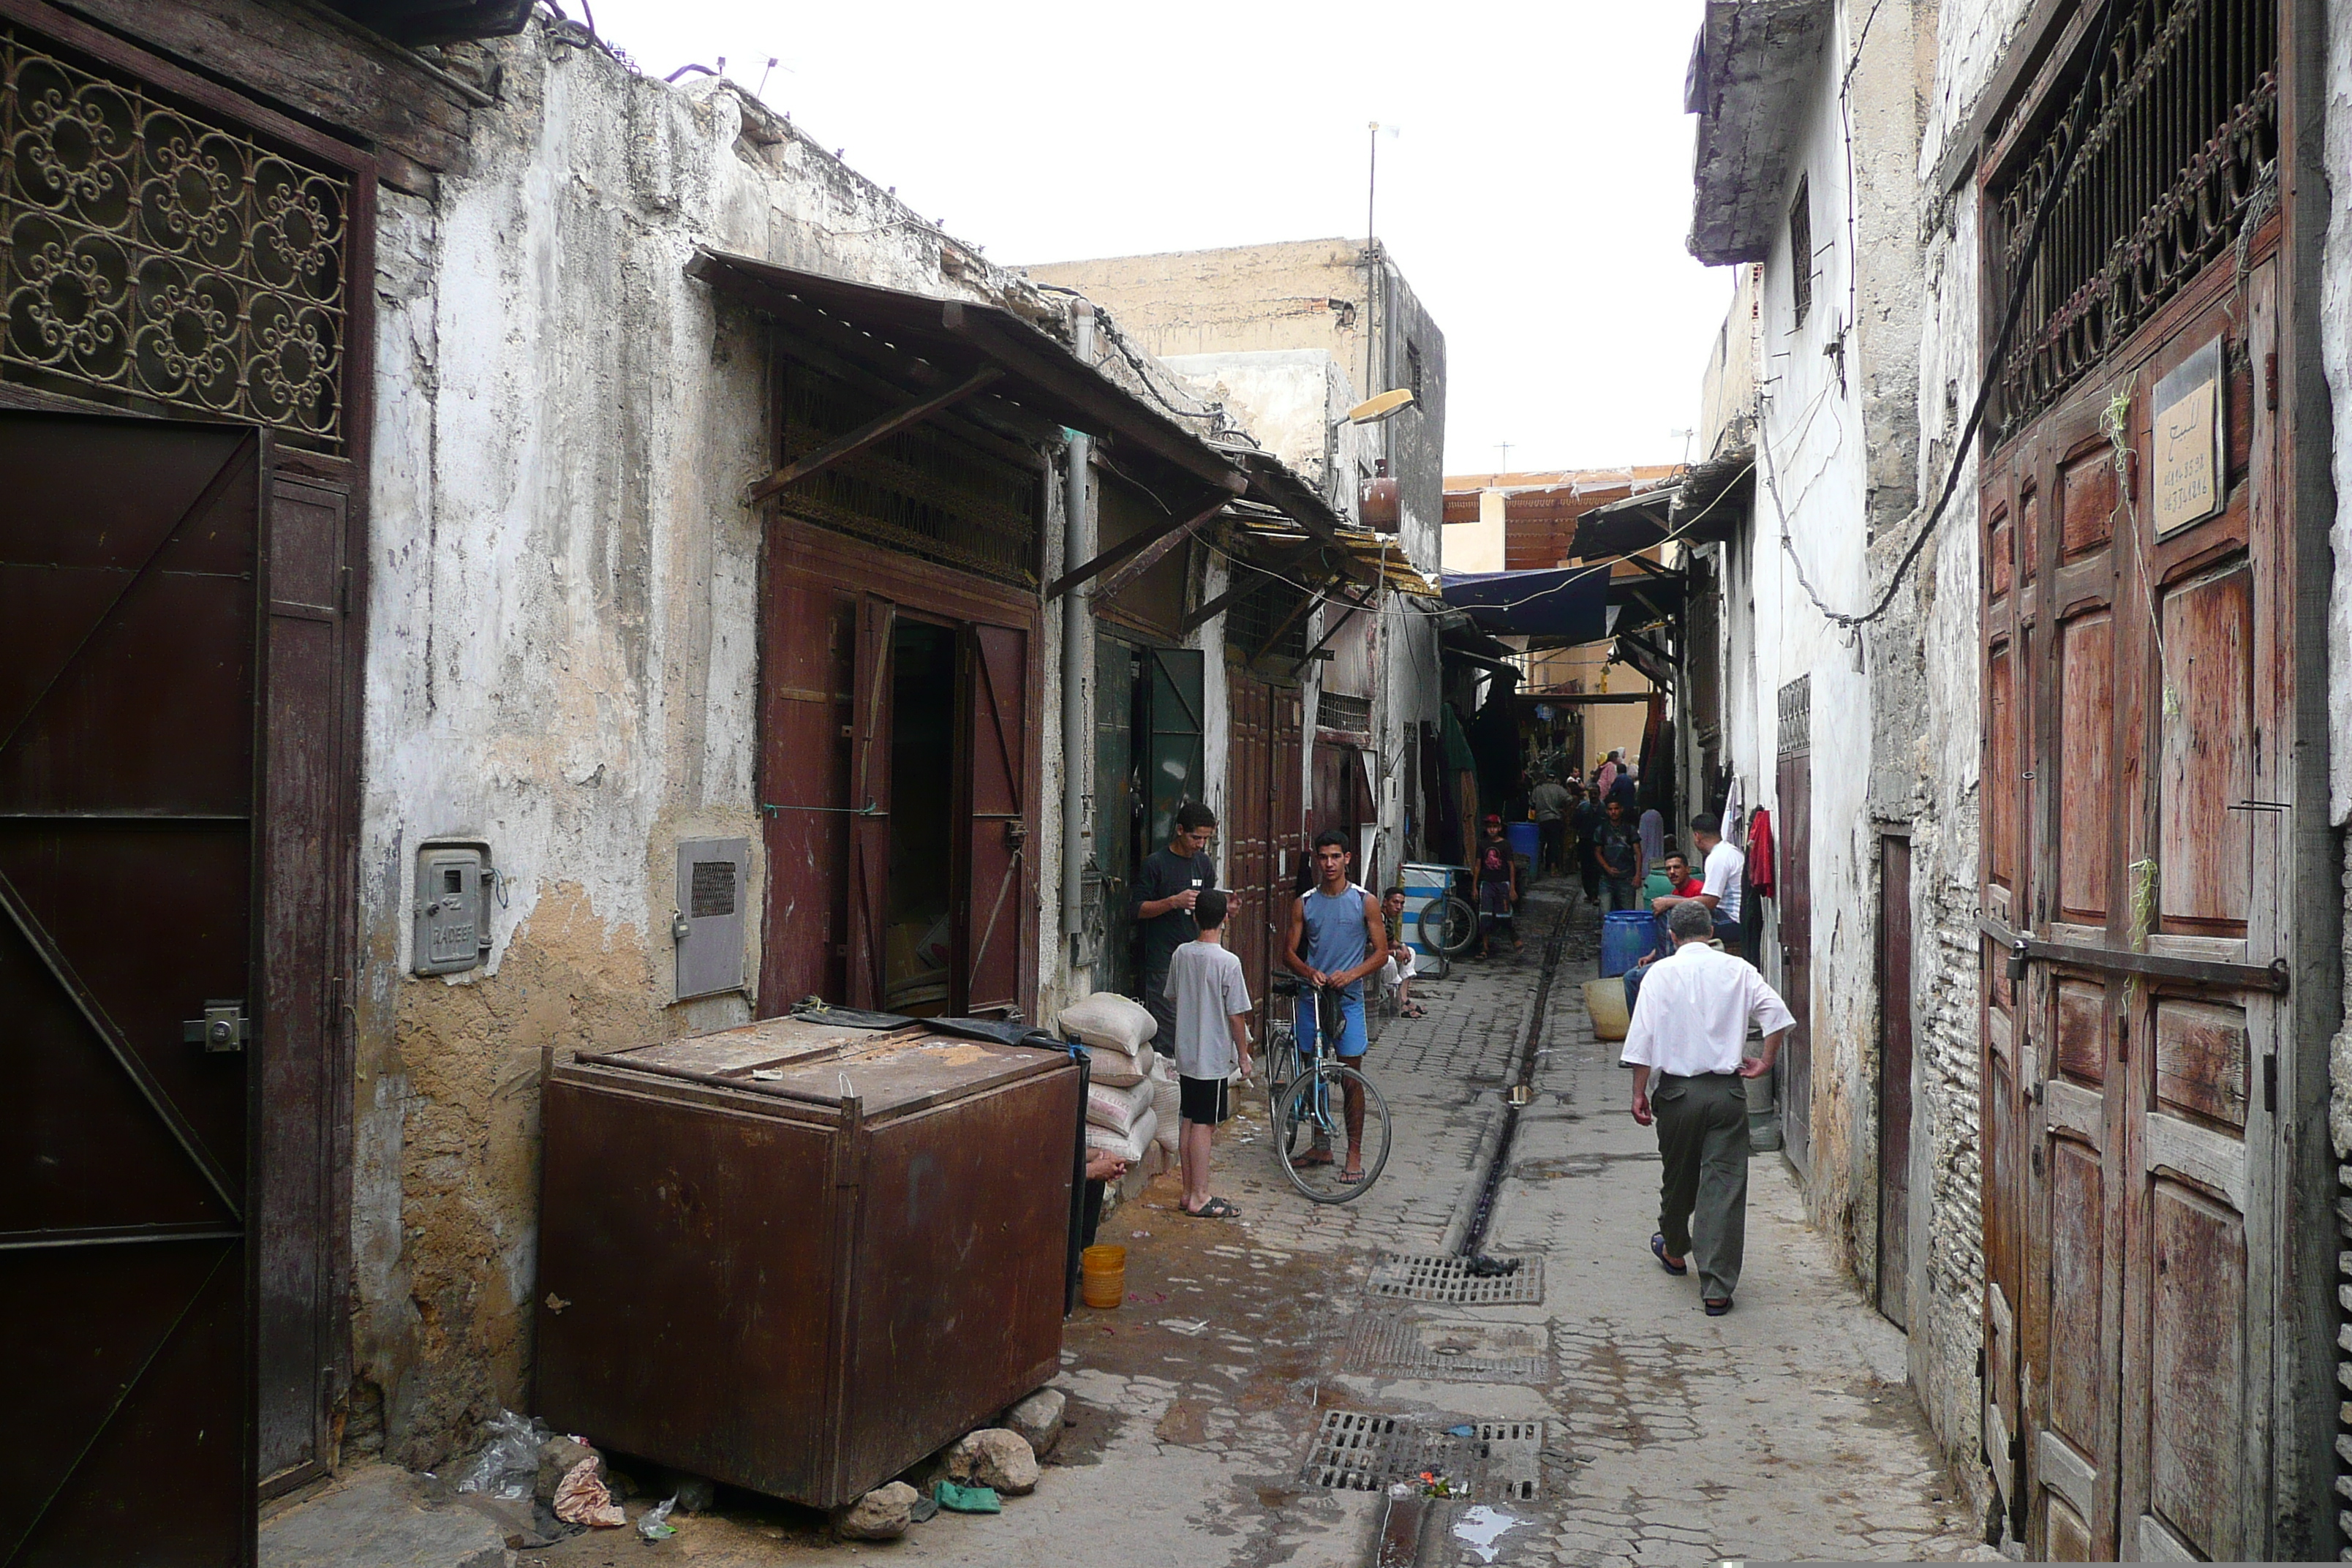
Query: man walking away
[[1623, 901, 1794, 1314], [1529, 773, 1574, 878], [1164, 889, 1252, 1219], [1569, 786, 1602, 905], [1594, 797, 1643, 912], [1282, 831, 1388, 1183], [1133, 801, 1218, 1055], [1473, 814, 1520, 955]]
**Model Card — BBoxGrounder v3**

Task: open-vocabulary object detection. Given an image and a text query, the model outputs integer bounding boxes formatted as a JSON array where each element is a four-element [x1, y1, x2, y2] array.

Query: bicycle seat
[[1270, 974, 1300, 996]]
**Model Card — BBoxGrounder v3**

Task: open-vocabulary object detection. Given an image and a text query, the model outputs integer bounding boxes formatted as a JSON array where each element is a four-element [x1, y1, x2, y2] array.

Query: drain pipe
[[1058, 301, 1097, 972]]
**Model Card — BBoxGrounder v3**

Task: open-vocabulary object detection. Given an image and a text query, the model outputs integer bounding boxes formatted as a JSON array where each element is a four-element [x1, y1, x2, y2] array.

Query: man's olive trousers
[[1653, 1071, 1749, 1300]]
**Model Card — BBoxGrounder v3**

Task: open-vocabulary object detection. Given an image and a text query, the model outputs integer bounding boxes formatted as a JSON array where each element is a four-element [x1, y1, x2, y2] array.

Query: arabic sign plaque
[[2151, 337, 2225, 538]]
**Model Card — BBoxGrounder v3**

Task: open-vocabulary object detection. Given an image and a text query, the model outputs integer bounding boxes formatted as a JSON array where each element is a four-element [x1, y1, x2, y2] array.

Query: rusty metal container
[[534, 1017, 1081, 1508], [1361, 460, 1401, 532]]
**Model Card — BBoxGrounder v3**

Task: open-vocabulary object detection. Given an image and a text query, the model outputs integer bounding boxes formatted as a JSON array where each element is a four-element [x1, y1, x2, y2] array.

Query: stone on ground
[[1002, 1387, 1066, 1457], [533, 1436, 598, 1502], [836, 1480, 920, 1539], [945, 1428, 1039, 1495]]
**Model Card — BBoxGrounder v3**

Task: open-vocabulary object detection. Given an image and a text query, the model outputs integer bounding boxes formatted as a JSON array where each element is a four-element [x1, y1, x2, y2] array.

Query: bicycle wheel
[[1273, 1060, 1392, 1203], [1420, 895, 1479, 957], [1414, 944, 1451, 982], [1262, 1025, 1300, 1109]]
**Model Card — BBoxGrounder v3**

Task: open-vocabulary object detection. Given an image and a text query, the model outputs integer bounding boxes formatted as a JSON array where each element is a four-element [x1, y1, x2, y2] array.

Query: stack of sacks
[[1150, 1055, 1180, 1153], [1058, 993, 1159, 1162]]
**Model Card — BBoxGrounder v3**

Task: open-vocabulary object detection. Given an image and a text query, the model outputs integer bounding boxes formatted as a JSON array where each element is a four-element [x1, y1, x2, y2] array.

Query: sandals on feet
[[1401, 1003, 1428, 1019], [1651, 1233, 1688, 1275], [1338, 1167, 1365, 1184], [1184, 1196, 1240, 1219], [1704, 1297, 1734, 1316], [1294, 1148, 1335, 1168]]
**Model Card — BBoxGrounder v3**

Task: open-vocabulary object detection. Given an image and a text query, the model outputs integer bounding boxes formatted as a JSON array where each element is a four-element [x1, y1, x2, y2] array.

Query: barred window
[[1225, 573, 1311, 666], [775, 354, 1041, 587], [1787, 176, 1812, 329], [1, 22, 350, 449], [1989, 0, 2279, 439], [1319, 691, 1371, 734]]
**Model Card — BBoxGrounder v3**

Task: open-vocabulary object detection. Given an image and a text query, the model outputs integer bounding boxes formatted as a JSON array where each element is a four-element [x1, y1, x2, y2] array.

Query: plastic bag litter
[[553, 1458, 626, 1528], [636, 1496, 678, 1540], [453, 1409, 549, 1500]]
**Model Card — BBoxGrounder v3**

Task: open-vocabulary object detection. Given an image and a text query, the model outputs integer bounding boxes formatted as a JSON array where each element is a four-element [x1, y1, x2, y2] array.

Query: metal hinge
[[183, 1000, 252, 1054]]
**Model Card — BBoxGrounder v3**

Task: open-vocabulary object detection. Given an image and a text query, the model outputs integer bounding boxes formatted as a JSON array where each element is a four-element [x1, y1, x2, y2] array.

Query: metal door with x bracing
[[0, 414, 265, 1565]]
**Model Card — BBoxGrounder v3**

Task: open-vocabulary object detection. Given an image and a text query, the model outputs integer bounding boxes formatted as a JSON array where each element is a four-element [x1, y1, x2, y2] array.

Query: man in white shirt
[[1621, 900, 1795, 1314]]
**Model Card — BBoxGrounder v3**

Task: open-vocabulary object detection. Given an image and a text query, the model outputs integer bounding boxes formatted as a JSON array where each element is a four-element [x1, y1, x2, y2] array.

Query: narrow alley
[[263, 884, 1979, 1567]]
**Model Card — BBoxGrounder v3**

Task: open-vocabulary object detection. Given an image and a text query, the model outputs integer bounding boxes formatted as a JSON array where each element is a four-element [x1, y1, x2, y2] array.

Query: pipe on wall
[[1059, 301, 1096, 959]]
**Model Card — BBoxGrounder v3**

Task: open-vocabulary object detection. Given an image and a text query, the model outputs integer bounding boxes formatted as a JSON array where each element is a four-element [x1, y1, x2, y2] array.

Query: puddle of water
[[1452, 1504, 1523, 1563]]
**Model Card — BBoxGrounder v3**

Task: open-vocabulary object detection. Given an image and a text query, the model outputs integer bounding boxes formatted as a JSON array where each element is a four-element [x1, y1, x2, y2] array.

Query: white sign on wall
[[2151, 337, 2225, 538]]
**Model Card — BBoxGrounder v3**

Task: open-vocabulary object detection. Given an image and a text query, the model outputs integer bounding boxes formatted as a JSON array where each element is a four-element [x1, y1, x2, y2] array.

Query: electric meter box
[[674, 837, 750, 1000], [414, 841, 494, 976]]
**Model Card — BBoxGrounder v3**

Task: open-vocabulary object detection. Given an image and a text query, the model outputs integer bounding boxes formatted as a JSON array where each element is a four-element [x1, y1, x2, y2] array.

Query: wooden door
[[758, 580, 855, 1009], [1980, 263, 2284, 1561], [846, 595, 897, 1010], [1224, 671, 1273, 1023], [960, 624, 1029, 1015], [1272, 688, 1304, 960], [1092, 638, 1138, 998], [1877, 834, 1915, 1329], [1776, 749, 1812, 1176], [0, 415, 268, 1564]]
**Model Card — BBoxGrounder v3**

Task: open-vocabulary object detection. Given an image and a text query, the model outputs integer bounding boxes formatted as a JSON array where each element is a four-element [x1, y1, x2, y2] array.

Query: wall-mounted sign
[[2151, 337, 2225, 537]]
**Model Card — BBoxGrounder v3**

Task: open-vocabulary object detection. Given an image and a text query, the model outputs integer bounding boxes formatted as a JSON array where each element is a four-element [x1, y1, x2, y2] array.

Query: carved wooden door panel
[[846, 595, 896, 1011]]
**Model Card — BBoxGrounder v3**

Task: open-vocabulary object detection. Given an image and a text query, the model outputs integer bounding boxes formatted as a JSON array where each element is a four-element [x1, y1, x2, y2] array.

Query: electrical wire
[[1762, 0, 2124, 633]]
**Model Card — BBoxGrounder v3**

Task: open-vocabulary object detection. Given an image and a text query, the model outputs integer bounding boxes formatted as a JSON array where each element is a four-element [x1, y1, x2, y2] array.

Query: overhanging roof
[[1439, 566, 1611, 643], [323, 0, 533, 45], [1573, 491, 1674, 559], [1686, 0, 1834, 265]]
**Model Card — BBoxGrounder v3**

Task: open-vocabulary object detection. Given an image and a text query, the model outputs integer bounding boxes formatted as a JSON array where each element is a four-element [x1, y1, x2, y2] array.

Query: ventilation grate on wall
[[1299, 1410, 1543, 1501], [1365, 1252, 1545, 1305], [1318, 691, 1372, 735]]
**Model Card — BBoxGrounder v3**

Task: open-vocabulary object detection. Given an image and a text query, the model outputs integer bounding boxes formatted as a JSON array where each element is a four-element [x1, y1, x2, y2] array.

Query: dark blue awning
[[1439, 565, 1612, 641]]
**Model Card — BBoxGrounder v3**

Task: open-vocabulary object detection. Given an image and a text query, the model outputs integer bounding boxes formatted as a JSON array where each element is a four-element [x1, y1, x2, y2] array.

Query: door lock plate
[[183, 1000, 251, 1053]]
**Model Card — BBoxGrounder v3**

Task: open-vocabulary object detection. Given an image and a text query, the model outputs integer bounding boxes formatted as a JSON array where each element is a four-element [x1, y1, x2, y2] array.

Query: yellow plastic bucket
[[1080, 1244, 1126, 1309], [1583, 976, 1630, 1042]]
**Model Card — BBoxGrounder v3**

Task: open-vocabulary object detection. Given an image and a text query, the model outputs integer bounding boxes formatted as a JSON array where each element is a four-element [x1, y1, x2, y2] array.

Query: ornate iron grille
[[1777, 674, 1810, 758], [1226, 573, 1311, 664], [778, 356, 1041, 586], [1, 23, 350, 448], [1318, 691, 1371, 734], [1990, 0, 2277, 438]]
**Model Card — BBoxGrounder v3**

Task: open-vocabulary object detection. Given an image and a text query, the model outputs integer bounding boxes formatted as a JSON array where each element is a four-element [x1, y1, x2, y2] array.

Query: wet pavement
[[263, 883, 1986, 1567]]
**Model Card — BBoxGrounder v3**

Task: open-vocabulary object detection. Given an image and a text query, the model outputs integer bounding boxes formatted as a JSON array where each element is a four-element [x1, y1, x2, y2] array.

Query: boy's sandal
[[1294, 1148, 1335, 1167], [1184, 1197, 1240, 1219], [1338, 1167, 1365, 1184], [1401, 1003, 1427, 1019]]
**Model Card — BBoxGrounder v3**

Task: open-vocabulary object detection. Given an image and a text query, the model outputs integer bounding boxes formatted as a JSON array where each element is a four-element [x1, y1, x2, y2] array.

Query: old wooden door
[[960, 624, 1029, 1014], [1980, 260, 2285, 1560], [1877, 834, 1915, 1328], [846, 595, 897, 1011], [1225, 671, 1273, 1022], [0, 415, 267, 1564], [1776, 745, 1812, 1177]]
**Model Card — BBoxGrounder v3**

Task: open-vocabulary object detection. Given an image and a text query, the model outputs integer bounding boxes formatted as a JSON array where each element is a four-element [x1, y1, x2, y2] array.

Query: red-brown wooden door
[[1980, 261, 2285, 1561], [1224, 671, 1273, 1022], [960, 624, 1029, 1015], [1776, 747, 1812, 1177]]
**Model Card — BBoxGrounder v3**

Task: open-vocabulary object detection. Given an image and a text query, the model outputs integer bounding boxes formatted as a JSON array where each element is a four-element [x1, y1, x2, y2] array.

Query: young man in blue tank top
[[1281, 829, 1389, 1183]]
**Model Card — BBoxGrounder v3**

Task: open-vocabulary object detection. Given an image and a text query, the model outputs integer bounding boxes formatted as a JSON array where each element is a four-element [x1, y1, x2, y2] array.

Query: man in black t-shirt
[[1132, 800, 1218, 1055]]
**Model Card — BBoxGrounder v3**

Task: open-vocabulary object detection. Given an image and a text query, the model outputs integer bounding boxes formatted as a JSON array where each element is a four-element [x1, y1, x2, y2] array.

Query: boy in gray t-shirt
[[1162, 889, 1254, 1220]]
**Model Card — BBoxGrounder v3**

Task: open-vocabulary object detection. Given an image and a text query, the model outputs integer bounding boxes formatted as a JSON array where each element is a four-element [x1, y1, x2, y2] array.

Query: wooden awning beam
[[1251, 573, 1346, 665], [1289, 582, 1380, 676], [744, 366, 1003, 505], [1049, 491, 1235, 600]]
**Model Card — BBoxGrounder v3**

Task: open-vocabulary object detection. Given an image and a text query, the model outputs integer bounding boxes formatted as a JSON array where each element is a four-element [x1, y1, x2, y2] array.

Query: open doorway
[[886, 619, 959, 1014]]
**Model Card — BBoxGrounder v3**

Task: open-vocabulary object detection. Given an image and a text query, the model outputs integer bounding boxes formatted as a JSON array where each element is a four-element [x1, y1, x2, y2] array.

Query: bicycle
[[1265, 977, 1392, 1203]]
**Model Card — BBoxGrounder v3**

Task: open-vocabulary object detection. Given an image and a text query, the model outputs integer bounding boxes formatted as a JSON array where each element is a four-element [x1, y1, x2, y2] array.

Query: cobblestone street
[[265, 884, 1984, 1568]]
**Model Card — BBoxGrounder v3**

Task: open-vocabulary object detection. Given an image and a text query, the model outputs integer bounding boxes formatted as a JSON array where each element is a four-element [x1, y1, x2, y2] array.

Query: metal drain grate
[[1366, 1252, 1545, 1304], [1300, 1410, 1544, 1500], [1342, 1314, 1550, 1381]]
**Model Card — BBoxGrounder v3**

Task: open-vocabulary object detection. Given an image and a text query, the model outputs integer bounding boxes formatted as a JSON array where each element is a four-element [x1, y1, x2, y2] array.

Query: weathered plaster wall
[[355, 23, 1082, 1468], [1904, 0, 2037, 1520], [2318, 0, 2352, 1164]]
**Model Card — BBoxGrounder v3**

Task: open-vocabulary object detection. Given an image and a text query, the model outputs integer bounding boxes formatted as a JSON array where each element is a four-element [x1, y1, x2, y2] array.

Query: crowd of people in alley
[[1079, 755, 1793, 1319]]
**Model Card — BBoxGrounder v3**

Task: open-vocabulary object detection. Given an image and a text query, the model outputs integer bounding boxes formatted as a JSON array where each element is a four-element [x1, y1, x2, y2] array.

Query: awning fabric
[[1572, 491, 1674, 559], [1439, 565, 1610, 642]]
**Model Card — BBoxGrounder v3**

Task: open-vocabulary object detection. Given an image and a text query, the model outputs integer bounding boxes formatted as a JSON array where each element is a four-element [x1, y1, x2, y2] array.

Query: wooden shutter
[[960, 622, 1028, 1015], [846, 595, 895, 1009]]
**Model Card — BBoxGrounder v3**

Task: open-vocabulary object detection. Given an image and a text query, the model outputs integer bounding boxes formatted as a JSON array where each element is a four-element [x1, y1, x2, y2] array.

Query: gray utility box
[[674, 837, 750, 999], [414, 841, 494, 976]]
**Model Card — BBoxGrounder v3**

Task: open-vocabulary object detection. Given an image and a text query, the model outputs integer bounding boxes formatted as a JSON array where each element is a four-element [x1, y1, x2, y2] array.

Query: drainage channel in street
[[1458, 894, 1575, 1259]]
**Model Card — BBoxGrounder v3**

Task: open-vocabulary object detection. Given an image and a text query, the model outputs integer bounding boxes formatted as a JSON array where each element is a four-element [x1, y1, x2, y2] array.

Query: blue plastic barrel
[[1505, 821, 1540, 862], [1600, 911, 1657, 977]]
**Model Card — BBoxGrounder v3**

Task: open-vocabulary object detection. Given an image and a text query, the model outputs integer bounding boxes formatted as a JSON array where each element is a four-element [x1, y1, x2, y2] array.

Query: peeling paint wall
[[1907, 0, 2036, 1521], [353, 24, 1088, 1468]]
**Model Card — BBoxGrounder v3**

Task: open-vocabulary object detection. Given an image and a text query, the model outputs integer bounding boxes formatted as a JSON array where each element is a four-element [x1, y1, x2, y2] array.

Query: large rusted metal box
[[534, 1018, 1079, 1508]]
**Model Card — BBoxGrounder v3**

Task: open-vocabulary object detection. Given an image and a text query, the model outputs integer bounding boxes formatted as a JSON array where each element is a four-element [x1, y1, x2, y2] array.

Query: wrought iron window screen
[[1319, 691, 1371, 734], [777, 355, 1041, 586], [1, 22, 349, 448], [1226, 576, 1311, 665], [1989, 0, 2278, 439], [1777, 674, 1811, 758]]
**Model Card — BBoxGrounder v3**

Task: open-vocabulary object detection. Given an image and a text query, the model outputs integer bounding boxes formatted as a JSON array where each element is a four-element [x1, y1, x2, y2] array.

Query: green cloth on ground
[[935, 1480, 1000, 1515]]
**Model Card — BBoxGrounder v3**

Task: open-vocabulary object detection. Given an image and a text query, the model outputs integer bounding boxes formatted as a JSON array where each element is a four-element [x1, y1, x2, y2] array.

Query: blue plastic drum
[[1600, 910, 1658, 977]]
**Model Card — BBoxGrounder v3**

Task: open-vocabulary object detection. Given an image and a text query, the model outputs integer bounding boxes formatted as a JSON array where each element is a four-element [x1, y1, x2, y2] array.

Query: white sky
[[583, 0, 1734, 475]]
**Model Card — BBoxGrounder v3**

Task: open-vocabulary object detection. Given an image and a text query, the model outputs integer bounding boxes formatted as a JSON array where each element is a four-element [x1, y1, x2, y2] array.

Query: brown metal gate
[[1226, 671, 1273, 1019], [1775, 678, 1812, 1177], [1979, 249, 2288, 1558], [1, 414, 271, 1564]]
